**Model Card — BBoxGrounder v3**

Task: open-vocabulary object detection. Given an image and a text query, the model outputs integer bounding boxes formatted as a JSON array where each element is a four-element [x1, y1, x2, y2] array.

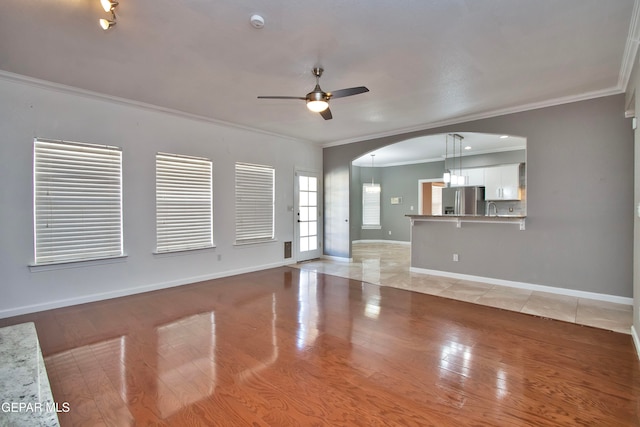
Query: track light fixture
[[98, 0, 118, 31], [100, 0, 118, 12]]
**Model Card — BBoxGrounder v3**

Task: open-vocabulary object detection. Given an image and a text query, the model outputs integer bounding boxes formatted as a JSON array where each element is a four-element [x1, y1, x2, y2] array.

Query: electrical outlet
[[217, 254, 222, 261], [388, 230, 392, 235], [453, 253, 459, 262]]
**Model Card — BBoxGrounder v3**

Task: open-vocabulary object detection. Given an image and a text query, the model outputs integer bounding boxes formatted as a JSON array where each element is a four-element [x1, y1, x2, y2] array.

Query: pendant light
[[365, 154, 381, 193], [443, 134, 451, 184], [456, 134, 465, 185], [450, 135, 458, 186]]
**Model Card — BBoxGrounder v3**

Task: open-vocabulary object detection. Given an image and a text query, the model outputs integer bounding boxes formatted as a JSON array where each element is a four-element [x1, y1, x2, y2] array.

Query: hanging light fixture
[[450, 135, 458, 186], [365, 154, 381, 193], [98, 0, 118, 30], [456, 134, 465, 185], [443, 133, 467, 186], [443, 134, 451, 184]]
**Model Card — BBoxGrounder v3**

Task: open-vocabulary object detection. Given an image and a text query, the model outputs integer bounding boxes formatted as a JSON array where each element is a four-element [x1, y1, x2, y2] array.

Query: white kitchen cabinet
[[465, 168, 485, 186], [484, 163, 521, 200]]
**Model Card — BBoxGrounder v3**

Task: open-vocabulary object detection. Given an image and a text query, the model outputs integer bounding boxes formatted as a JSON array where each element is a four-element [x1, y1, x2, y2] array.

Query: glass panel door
[[295, 171, 321, 261]]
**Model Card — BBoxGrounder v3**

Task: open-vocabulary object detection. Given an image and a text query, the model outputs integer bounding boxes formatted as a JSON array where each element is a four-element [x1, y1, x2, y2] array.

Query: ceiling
[[0, 1, 637, 146]]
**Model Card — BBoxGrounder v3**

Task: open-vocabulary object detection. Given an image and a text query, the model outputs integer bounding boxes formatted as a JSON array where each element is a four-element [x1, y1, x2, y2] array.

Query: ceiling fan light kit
[[258, 67, 369, 120], [307, 100, 329, 113]]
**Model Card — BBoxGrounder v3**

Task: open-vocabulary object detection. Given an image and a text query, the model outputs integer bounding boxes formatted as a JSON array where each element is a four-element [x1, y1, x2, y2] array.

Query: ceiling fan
[[257, 67, 369, 120]]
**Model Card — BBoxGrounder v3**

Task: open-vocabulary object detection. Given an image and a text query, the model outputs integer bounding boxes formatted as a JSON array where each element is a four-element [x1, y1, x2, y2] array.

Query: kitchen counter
[[0, 322, 60, 426], [406, 214, 526, 230]]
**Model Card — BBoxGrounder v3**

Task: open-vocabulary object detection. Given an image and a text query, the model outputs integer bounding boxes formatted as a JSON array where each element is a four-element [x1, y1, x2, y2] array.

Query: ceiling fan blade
[[320, 107, 332, 120], [328, 86, 369, 99], [257, 96, 306, 100]]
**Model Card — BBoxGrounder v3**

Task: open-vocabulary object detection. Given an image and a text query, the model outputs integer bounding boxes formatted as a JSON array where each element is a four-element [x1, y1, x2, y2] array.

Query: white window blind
[[156, 153, 213, 252], [33, 139, 123, 265], [362, 183, 381, 229], [235, 162, 275, 244]]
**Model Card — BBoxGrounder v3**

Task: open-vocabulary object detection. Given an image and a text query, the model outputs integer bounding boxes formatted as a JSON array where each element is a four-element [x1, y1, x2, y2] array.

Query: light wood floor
[[1, 267, 639, 425]]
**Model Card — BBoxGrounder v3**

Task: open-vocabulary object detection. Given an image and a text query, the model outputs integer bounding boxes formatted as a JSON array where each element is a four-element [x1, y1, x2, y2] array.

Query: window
[[362, 183, 381, 229], [33, 139, 123, 265], [156, 153, 213, 253], [235, 162, 275, 244]]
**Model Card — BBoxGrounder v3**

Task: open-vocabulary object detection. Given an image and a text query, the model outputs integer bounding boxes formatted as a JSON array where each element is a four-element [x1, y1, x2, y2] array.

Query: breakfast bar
[[406, 214, 526, 230]]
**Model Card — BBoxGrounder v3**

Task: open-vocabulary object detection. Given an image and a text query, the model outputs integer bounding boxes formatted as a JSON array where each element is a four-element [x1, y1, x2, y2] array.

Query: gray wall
[[352, 163, 441, 242], [324, 94, 633, 298], [0, 76, 322, 317]]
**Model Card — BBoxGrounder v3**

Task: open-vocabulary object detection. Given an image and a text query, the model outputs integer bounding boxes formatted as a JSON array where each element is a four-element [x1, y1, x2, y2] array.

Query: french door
[[294, 171, 321, 261]]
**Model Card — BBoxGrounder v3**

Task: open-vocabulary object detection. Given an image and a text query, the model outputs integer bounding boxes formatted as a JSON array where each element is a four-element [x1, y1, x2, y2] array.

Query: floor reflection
[[439, 340, 473, 380], [156, 312, 216, 418], [496, 368, 508, 400], [362, 283, 381, 320], [297, 271, 319, 350], [45, 335, 134, 425], [237, 294, 279, 383]]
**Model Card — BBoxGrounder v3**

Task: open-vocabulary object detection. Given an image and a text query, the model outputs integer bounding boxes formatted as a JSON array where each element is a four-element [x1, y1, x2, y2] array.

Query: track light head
[[99, 18, 116, 30], [100, 0, 118, 12]]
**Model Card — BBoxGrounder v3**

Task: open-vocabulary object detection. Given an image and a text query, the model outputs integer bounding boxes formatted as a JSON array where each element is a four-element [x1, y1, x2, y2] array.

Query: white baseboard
[[0, 261, 289, 319], [352, 239, 411, 246], [410, 267, 633, 306], [632, 326, 640, 360]]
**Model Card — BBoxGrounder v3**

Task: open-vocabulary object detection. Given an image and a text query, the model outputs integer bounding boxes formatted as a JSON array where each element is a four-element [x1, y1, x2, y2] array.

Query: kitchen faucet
[[487, 201, 498, 217]]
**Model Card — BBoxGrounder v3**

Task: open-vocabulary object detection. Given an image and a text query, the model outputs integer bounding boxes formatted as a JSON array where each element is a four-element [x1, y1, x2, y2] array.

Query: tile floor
[[293, 241, 633, 334]]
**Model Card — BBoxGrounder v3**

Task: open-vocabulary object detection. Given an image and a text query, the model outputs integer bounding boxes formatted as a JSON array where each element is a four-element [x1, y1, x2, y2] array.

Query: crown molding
[[0, 70, 308, 145], [322, 86, 624, 148], [0, 63, 628, 151]]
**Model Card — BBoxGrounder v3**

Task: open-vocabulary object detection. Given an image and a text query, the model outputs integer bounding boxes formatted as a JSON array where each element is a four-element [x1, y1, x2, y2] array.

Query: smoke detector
[[250, 14, 265, 29]]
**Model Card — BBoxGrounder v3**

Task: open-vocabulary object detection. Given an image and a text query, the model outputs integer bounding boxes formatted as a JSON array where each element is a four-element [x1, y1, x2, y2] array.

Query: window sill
[[29, 255, 128, 272], [362, 225, 382, 230], [234, 238, 277, 247], [153, 245, 216, 257]]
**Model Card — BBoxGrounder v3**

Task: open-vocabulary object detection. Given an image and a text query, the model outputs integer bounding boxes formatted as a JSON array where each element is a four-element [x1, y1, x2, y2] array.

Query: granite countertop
[[406, 214, 527, 229], [0, 322, 60, 427]]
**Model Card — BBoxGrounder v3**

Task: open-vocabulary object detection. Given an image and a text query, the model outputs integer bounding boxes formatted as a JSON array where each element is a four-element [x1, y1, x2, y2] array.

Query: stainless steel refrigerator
[[442, 186, 485, 216]]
